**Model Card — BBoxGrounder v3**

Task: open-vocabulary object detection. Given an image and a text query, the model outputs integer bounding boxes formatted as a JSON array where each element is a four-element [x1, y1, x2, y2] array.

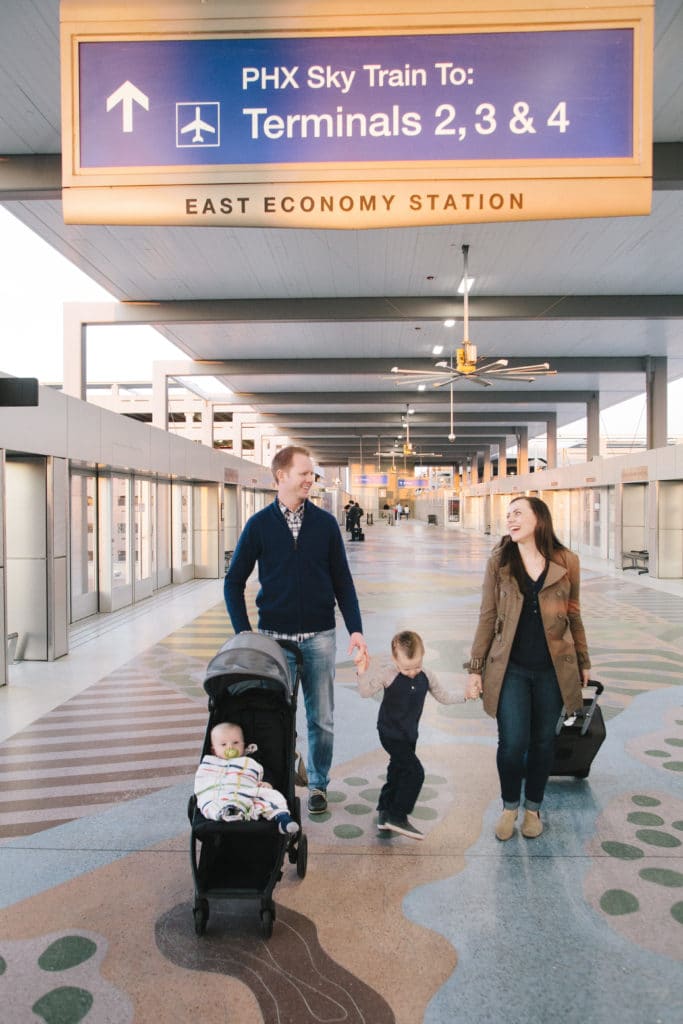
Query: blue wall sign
[[77, 29, 633, 170]]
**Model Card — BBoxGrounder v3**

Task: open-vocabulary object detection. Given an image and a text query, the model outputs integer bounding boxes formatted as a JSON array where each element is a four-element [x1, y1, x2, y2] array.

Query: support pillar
[[646, 356, 668, 450], [497, 439, 507, 478], [62, 305, 87, 400], [516, 427, 528, 476], [482, 447, 491, 483], [546, 413, 557, 469], [586, 393, 600, 460], [152, 363, 169, 431], [201, 400, 215, 448]]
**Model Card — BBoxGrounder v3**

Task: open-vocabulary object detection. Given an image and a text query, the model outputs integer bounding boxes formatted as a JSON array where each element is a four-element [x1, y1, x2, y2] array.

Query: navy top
[[510, 566, 553, 670], [377, 670, 429, 744], [224, 499, 362, 637]]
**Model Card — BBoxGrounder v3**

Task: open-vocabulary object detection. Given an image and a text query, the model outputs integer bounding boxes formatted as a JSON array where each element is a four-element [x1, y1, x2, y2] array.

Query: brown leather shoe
[[495, 808, 518, 841], [521, 809, 543, 838]]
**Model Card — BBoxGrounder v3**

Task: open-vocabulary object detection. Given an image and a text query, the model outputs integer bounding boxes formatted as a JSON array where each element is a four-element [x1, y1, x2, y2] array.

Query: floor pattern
[[1, 521, 682, 1023]]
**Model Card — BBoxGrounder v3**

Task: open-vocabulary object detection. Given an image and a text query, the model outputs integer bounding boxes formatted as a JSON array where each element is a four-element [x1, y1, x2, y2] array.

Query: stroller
[[187, 632, 307, 939]]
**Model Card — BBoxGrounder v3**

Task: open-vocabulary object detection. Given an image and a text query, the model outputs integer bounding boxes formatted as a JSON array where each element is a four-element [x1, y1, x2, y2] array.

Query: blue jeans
[[284, 628, 337, 792], [496, 662, 563, 811]]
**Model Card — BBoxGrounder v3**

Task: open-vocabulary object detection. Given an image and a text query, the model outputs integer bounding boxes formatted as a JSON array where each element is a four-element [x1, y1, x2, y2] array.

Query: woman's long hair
[[498, 496, 566, 591]]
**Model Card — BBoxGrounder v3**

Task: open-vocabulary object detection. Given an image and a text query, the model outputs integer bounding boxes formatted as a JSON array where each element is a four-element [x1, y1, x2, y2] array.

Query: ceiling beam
[[66, 295, 683, 326], [152, 356, 647, 376], [226, 390, 594, 405], [3, 143, 681, 198]]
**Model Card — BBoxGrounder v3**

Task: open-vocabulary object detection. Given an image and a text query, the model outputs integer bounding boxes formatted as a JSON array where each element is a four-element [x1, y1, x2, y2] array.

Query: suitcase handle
[[556, 679, 604, 735]]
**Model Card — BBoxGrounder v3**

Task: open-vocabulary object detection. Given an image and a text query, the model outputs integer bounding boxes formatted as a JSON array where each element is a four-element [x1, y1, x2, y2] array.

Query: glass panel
[[70, 472, 97, 600], [157, 480, 171, 581], [112, 475, 130, 589], [181, 483, 192, 567], [134, 477, 152, 582]]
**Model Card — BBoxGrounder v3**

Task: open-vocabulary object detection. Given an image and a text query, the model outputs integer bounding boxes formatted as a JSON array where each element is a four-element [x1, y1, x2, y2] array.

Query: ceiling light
[[457, 275, 475, 295], [417, 384, 426, 391], [432, 344, 444, 355], [443, 318, 456, 328]]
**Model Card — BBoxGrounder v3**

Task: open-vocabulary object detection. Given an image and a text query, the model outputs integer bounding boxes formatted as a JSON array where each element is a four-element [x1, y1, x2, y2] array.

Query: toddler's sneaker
[[384, 816, 424, 840]]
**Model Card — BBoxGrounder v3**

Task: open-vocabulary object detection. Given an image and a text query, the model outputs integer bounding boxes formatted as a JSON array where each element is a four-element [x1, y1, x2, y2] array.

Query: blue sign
[[77, 29, 633, 169]]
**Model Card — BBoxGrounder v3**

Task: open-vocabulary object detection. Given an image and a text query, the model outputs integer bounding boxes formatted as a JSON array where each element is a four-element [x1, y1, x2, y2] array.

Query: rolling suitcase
[[551, 680, 605, 779], [351, 525, 365, 542]]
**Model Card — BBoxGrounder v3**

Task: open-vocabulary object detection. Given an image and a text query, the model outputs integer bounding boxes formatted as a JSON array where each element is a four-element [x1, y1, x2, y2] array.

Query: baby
[[194, 721, 299, 835]]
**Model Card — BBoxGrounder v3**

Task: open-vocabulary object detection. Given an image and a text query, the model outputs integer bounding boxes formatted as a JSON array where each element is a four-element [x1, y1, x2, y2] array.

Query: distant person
[[357, 630, 461, 839], [464, 496, 591, 841], [194, 722, 298, 834], [395, 502, 402, 521], [224, 445, 368, 816]]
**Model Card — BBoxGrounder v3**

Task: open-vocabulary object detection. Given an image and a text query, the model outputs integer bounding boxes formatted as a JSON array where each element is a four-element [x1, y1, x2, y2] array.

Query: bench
[[622, 549, 649, 574]]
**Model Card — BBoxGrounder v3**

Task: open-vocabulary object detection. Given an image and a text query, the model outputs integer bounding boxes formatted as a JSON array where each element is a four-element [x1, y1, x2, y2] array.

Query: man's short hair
[[391, 630, 425, 659], [271, 445, 311, 482]]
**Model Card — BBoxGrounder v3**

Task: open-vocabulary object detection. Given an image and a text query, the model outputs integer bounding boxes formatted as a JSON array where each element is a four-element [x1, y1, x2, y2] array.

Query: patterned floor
[[0, 521, 681, 1024]]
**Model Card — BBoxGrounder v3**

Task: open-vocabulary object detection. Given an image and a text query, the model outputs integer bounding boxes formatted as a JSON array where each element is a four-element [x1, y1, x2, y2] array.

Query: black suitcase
[[351, 526, 365, 542], [551, 680, 605, 779]]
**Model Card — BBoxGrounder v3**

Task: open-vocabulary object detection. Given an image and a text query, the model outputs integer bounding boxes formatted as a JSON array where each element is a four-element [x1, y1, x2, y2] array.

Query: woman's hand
[[465, 673, 483, 701], [582, 668, 591, 685]]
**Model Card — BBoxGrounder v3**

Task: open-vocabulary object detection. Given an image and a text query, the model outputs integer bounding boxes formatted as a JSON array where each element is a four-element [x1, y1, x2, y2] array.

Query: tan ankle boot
[[521, 809, 543, 838], [495, 808, 518, 841]]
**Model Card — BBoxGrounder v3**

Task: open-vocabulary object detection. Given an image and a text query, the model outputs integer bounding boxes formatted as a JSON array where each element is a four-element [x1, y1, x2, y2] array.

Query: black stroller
[[187, 632, 307, 939]]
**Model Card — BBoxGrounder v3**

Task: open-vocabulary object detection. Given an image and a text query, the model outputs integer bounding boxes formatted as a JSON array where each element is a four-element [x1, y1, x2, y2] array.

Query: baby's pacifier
[[225, 747, 240, 758]]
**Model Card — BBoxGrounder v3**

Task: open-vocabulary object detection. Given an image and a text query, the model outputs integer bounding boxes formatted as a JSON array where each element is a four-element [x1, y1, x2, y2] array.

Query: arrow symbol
[[105, 80, 149, 133]]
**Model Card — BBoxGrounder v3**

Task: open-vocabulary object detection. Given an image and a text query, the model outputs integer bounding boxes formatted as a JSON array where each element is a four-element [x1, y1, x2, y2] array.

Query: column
[[152, 362, 169, 431], [482, 447, 491, 482], [646, 356, 668, 450], [586, 394, 600, 460], [546, 413, 557, 469], [497, 439, 507, 478], [516, 427, 528, 476]]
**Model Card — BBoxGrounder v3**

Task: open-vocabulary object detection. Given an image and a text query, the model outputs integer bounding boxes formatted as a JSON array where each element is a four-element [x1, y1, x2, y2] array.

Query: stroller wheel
[[260, 907, 274, 939], [295, 833, 308, 879], [193, 897, 209, 936]]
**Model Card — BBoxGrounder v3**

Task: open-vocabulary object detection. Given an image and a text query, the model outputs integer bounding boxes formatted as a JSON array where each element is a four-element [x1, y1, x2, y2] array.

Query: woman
[[464, 496, 591, 841]]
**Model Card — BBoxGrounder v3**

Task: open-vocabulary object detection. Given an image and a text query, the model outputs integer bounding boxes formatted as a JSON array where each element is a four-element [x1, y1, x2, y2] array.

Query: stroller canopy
[[203, 632, 294, 703]]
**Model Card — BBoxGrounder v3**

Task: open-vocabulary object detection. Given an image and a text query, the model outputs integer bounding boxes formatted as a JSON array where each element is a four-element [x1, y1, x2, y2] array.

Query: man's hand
[[349, 632, 369, 673]]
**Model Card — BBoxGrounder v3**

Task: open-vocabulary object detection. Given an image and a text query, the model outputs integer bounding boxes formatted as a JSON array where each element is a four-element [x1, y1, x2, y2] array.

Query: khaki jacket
[[469, 547, 590, 718]]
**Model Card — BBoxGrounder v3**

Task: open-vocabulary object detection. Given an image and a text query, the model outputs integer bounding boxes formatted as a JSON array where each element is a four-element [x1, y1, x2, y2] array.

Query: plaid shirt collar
[[278, 499, 305, 536]]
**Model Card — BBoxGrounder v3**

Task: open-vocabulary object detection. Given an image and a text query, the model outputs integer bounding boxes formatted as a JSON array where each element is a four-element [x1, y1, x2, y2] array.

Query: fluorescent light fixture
[[443, 318, 456, 328], [418, 384, 426, 391], [432, 344, 444, 354], [457, 275, 475, 294]]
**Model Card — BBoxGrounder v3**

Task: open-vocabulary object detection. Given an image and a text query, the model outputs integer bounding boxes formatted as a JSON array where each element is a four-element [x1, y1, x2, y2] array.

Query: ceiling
[[1, 0, 683, 467]]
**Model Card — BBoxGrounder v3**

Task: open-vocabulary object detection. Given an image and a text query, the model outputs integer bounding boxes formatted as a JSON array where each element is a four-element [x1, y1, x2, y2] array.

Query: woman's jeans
[[378, 734, 425, 819], [496, 662, 563, 811], [285, 628, 336, 792]]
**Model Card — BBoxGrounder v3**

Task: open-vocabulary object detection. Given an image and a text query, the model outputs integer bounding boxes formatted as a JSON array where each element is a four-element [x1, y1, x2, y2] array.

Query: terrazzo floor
[[1, 522, 681, 1024]]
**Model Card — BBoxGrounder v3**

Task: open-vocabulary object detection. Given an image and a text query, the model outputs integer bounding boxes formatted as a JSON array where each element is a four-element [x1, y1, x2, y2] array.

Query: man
[[224, 446, 369, 815]]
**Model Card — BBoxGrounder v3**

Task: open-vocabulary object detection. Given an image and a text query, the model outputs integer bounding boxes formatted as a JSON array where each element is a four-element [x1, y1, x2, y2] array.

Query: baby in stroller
[[194, 721, 299, 835]]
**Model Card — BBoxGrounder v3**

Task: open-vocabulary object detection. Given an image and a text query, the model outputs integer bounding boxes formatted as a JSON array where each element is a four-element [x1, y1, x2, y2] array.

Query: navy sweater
[[224, 499, 363, 637]]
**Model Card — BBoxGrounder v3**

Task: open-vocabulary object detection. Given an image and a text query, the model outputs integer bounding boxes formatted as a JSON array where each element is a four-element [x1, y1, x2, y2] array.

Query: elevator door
[[70, 470, 98, 622], [5, 456, 48, 659]]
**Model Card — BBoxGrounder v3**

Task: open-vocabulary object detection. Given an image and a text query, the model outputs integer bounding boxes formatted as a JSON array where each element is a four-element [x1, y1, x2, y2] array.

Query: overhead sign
[[398, 478, 429, 489], [355, 473, 389, 486], [60, 0, 654, 228]]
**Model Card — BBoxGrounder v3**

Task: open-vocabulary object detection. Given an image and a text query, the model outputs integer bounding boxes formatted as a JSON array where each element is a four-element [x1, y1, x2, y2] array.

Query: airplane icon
[[180, 106, 216, 143]]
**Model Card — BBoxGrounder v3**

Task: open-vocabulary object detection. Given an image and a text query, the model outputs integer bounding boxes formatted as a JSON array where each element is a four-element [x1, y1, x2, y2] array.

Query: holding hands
[[349, 632, 370, 674], [464, 672, 483, 701]]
